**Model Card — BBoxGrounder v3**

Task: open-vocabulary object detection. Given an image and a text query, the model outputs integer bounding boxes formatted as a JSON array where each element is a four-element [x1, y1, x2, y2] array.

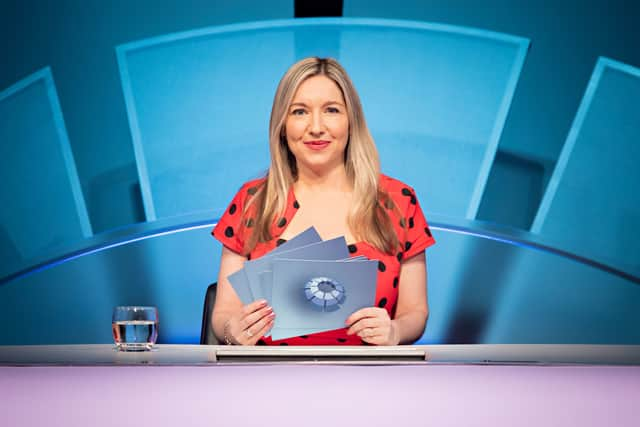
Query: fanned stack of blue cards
[[227, 227, 378, 340]]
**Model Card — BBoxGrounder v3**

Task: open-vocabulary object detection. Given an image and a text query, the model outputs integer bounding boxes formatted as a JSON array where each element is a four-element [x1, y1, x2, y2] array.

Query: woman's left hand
[[345, 307, 399, 346]]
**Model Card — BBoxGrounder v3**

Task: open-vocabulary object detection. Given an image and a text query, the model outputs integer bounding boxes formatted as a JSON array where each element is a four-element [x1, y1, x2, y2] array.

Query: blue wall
[[0, 0, 292, 234], [345, 0, 640, 228], [1, 1, 639, 345], [2, 1, 638, 236]]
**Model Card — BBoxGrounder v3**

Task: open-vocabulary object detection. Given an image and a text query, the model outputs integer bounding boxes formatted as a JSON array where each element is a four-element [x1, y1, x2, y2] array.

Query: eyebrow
[[289, 101, 345, 108]]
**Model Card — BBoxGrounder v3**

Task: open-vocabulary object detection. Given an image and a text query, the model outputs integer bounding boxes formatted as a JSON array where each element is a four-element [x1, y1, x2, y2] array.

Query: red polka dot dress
[[212, 174, 436, 345]]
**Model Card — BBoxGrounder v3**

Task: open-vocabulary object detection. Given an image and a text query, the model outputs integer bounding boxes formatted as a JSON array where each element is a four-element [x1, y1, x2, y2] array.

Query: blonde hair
[[244, 57, 400, 254]]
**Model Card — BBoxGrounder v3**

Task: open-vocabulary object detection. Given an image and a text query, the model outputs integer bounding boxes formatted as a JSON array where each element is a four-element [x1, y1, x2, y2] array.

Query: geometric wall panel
[[0, 67, 91, 280], [532, 57, 640, 278], [117, 18, 528, 221]]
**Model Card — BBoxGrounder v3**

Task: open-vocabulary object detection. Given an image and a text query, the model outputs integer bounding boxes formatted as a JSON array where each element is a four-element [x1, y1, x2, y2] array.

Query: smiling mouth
[[304, 140, 331, 150]]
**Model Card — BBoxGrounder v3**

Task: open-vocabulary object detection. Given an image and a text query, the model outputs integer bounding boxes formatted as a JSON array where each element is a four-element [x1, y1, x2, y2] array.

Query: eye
[[290, 108, 307, 116], [326, 106, 340, 114]]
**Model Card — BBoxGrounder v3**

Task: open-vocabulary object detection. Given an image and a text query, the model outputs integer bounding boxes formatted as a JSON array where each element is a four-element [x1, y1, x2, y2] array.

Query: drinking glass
[[112, 306, 159, 351]]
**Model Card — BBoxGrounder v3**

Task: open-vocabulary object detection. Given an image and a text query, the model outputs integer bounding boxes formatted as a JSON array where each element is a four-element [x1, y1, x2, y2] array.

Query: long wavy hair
[[243, 57, 400, 254]]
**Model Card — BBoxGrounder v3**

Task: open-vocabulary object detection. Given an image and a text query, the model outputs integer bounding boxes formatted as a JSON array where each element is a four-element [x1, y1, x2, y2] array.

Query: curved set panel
[[117, 18, 528, 221], [532, 58, 640, 278], [0, 68, 91, 280], [0, 218, 637, 345]]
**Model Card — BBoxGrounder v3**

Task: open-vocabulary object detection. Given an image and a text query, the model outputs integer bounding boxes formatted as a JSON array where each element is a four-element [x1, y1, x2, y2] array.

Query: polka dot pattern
[[378, 261, 386, 272], [211, 174, 435, 346], [384, 198, 394, 209]]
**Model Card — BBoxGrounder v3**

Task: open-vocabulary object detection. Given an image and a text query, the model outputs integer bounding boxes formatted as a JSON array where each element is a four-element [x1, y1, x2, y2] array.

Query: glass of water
[[112, 306, 159, 351]]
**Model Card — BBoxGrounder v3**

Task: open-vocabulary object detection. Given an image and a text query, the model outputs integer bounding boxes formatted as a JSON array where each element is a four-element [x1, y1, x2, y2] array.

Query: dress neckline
[[275, 185, 366, 248]]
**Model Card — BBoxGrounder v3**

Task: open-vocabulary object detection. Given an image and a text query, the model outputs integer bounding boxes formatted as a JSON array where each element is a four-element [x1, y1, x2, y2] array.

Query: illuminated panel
[[532, 58, 640, 278], [117, 18, 528, 221], [0, 68, 91, 279]]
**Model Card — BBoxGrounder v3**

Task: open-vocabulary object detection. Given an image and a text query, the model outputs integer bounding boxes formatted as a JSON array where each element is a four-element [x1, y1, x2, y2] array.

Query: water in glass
[[112, 306, 158, 351]]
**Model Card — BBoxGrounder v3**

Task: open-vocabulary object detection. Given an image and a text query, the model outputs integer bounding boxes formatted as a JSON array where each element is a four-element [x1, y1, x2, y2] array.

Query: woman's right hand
[[224, 299, 275, 345]]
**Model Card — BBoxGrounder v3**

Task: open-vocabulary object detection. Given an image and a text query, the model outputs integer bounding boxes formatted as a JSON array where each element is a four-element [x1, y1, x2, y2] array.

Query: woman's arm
[[212, 246, 274, 344], [390, 251, 428, 344], [346, 251, 428, 345]]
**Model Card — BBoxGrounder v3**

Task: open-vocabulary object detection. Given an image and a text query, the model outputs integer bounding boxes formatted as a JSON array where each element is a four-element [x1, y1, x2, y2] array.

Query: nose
[[308, 111, 325, 136]]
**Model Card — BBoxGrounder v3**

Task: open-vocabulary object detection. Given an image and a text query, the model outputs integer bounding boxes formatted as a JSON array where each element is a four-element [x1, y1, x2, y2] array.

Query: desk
[[1, 345, 639, 426]]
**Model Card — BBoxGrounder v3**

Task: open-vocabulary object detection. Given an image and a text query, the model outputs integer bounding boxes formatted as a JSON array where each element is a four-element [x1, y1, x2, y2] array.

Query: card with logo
[[227, 227, 322, 305], [244, 236, 349, 303], [269, 258, 378, 340]]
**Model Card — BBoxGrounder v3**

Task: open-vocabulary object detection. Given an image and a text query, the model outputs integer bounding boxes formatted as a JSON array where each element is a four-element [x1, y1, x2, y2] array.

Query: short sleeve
[[211, 181, 258, 254], [401, 188, 436, 260]]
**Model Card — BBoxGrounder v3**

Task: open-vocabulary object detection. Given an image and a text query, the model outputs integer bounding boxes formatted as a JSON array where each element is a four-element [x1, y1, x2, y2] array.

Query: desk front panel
[[2, 363, 638, 426]]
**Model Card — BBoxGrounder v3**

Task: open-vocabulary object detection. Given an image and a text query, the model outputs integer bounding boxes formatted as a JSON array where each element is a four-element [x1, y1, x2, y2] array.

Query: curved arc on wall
[[3, 215, 637, 287], [1, 215, 638, 345]]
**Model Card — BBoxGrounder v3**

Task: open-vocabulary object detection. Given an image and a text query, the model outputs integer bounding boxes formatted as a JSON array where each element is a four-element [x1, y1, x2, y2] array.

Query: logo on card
[[303, 277, 346, 312]]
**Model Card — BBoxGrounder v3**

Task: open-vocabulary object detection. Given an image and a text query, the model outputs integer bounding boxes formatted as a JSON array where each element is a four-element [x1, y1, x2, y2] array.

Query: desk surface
[[2, 345, 639, 427], [1, 344, 640, 365]]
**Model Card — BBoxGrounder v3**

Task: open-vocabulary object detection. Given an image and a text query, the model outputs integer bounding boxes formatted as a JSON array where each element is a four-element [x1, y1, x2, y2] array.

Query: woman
[[212, 57, 435, 345]]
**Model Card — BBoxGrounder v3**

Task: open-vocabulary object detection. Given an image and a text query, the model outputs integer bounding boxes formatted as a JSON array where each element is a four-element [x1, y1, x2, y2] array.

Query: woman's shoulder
[[238, 176, 267, 193], [379, 174, 417, 196], [223, 176, 267, 214]]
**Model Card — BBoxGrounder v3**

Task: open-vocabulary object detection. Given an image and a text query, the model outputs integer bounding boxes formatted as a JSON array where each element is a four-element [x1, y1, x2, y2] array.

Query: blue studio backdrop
[[1, 1, 639, 345]]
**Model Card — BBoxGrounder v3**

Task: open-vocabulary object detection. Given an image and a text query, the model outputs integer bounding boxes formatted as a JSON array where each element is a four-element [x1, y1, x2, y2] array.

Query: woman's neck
[[295, 163, 352, 193]]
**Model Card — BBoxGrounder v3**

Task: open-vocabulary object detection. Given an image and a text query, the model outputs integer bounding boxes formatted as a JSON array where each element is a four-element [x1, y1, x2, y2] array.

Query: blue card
[[270, 226, 322, 254], [244, 236, 350, 303], [227, 227, 322, 305], [269, 259, 378, 340], [227, 269, 253, 305]]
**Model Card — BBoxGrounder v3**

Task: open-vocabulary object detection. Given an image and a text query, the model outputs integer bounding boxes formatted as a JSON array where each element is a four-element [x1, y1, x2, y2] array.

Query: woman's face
[[284, 75, 350, 175]]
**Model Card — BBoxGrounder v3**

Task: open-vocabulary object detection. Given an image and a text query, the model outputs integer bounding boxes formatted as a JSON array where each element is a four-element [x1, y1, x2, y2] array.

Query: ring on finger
[[245, 329, 253, 338]]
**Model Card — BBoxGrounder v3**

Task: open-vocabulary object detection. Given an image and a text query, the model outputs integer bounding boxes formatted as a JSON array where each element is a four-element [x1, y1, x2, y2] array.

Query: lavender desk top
[[1, 345, 639, 427]]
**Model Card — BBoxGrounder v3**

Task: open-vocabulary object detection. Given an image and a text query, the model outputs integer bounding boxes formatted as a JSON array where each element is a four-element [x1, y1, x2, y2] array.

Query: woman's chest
[[279, 198, 356, 243]]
